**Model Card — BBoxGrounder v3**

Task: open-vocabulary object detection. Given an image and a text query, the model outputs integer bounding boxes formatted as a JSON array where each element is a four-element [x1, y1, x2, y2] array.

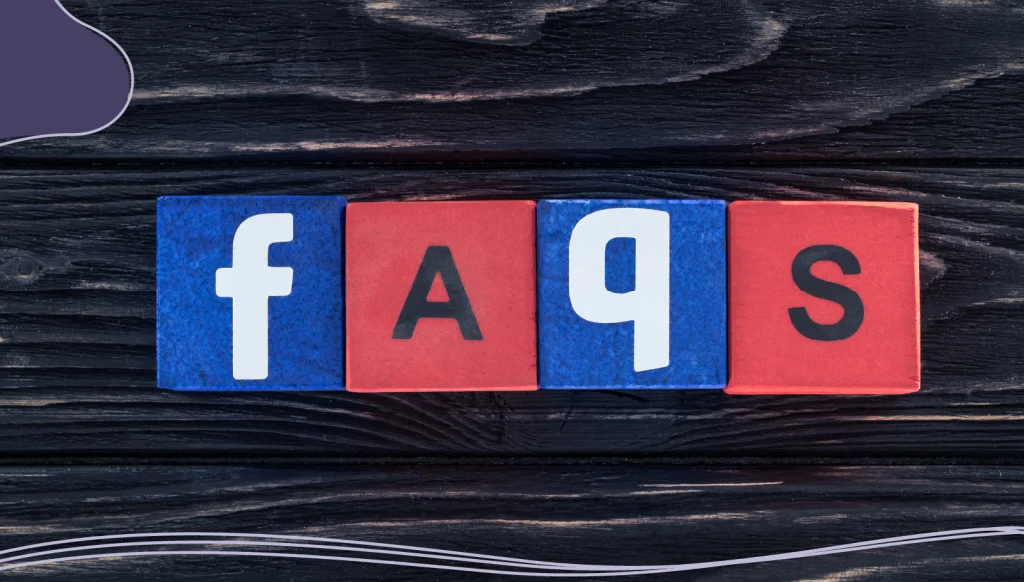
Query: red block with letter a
[[346, 201, 538, 392], [726, 201, 920, 395]]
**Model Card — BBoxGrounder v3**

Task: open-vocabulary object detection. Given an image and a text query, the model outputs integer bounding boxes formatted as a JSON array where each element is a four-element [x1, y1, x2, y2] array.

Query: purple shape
[[0, 0, 132, 146]]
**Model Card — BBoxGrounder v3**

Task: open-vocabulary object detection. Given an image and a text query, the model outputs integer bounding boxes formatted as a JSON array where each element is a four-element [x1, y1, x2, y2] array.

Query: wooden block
[[157, 196, 346, 391], [345, 201, 538, 392], [726, 201, 920, 395], [537, 200, 726, 389]]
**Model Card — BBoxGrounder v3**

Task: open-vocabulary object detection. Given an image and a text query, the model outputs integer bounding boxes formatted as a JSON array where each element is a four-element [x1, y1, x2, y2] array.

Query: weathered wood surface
[[0, 166, 1020, 459], [2, 0, 1024, 160], [0, 464, 1023, 580], [2, 1, 1024, 577]]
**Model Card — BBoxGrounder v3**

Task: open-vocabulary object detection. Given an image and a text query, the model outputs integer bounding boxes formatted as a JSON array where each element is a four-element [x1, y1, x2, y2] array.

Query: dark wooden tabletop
[[1, 0, 1023, 579]]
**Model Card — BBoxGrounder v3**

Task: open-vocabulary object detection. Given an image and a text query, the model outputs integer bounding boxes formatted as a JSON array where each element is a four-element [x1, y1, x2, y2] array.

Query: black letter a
[[788, 245, 864, 341], [392, 246, 483, 340]]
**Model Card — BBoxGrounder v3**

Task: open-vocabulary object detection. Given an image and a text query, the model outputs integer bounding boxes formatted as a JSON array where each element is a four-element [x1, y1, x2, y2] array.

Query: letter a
[[568, 208, 670, 372], [215, 213, 294, 380], [393, 246, 482, 340]]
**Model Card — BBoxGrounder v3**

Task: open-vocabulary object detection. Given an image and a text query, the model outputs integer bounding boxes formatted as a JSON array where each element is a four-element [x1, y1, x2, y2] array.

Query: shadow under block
[[726, 201, 920, 395], [345, 201, 538, 392], [537, 199, 727, 389], [156, 196, 346, 391]]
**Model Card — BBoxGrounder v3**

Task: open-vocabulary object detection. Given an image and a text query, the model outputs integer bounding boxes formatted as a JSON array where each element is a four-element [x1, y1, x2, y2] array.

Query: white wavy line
[[0, 531, 629, 569], [0, 0, 134, 148], [0, 528, 1013, 570], [0, 528, 1020, 576], [0, 540, 632, 572], [0, 551, 679, 577]]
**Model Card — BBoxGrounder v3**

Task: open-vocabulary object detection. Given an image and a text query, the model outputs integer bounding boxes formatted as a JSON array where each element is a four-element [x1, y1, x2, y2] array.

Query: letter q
[[568, 208, 670, 372]]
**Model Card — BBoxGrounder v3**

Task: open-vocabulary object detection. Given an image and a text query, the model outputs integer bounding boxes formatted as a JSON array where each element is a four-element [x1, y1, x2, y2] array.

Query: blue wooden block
[[157, 195, 346, 391], [537, 199, 726, 389]]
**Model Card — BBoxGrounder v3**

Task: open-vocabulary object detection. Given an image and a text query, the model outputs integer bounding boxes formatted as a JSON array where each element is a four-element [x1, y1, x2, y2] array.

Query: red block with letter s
[[726, 201, 920, 395], [346, 201, 538, 392]]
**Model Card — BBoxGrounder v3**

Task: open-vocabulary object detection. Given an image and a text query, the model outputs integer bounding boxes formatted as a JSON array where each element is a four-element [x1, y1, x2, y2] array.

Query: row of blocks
[[157, 197, 920, 394]]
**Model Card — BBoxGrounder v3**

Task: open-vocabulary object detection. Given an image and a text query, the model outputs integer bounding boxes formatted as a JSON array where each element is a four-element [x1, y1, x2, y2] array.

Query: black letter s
[[788, 245, 864, 341], [393, 246, 483, 340]]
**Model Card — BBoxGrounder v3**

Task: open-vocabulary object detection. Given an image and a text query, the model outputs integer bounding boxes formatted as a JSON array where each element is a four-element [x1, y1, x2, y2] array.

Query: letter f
[[216, 213, 294, 380]]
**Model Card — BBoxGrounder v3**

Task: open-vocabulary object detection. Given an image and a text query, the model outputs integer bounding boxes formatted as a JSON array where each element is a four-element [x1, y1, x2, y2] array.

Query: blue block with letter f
[[157, 195, 346, 390]]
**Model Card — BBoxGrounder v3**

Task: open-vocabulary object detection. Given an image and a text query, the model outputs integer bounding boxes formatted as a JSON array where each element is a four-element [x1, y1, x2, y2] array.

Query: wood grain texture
[[0, 464, 1023, 580], [1, 0, 1023, 160], [1, 1, 1021, 577], [0, 166, 1020, 459]]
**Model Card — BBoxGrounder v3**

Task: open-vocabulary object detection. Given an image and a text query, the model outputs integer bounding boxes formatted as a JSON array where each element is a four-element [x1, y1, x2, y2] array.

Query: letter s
[[788, 245, 864, 341]]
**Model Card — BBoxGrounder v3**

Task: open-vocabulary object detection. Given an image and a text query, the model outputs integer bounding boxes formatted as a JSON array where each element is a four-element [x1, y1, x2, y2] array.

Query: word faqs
[[157, 197, 919, 395]]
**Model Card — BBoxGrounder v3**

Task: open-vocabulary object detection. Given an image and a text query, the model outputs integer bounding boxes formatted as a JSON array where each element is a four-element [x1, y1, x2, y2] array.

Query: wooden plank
[[0, 166, 1020, 459], [0, 464, 1022, 579], [2, 0, 1024, 160]]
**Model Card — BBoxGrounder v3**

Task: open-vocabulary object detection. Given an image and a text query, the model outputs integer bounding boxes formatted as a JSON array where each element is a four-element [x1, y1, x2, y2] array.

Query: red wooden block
[[346, 201, 538, 392], [726, 201, 920, 395]]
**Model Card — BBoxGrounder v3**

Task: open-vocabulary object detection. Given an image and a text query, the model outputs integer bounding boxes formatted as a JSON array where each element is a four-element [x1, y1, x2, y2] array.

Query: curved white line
[[0, 0, 134, 148], [0, 531, 633, 569], [0, 527, 1012, 571], [0, 540, 639, 572], [0, 551, 678, 577], [0, 528, 1020, 576]]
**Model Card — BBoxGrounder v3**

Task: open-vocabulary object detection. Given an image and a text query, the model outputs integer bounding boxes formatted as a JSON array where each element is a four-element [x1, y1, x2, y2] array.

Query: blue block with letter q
[[537, 199, 726, 389], [157, 195, 345, 391]]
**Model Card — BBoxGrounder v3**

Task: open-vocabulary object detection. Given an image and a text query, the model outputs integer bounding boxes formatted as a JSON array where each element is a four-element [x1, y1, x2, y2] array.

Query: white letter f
[[215, 213, 294, 380]]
